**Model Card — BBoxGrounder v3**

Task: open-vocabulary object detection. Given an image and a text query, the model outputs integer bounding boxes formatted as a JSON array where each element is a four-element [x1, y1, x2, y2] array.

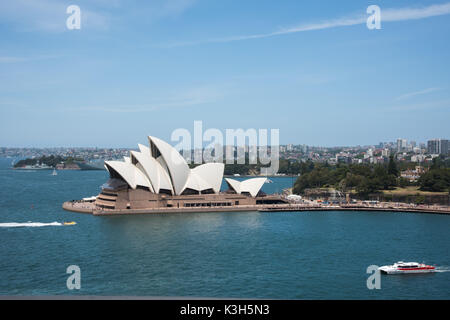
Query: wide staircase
[[95, 191, 118, 209]]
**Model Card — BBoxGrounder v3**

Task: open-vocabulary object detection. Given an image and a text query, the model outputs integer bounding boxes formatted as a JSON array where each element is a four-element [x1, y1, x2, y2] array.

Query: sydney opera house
[[63, 136, 287, 215]]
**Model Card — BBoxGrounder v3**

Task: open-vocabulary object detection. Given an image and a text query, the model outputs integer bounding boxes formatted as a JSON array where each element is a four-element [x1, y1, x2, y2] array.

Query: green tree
[[388, 155, 399, 177], [418, 168, 450, 192]]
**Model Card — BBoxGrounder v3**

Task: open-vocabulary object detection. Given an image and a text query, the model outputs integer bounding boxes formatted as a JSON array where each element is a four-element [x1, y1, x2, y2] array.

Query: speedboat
[[63, 221, 77, 226], [378, 261, 435, 274]]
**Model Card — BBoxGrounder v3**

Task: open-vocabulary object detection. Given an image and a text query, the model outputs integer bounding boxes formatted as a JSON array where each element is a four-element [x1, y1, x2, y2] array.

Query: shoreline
[[63, 201, 450, 216], [258, 205, 450, 215]]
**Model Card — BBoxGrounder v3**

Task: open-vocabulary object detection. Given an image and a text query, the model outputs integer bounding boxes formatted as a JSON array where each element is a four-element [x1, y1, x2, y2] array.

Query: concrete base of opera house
[[62, 184, 291, 215], [62, 200, 275, 215]]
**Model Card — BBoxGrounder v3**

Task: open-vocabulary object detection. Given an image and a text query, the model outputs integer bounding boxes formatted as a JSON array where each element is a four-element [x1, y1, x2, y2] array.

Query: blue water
[[0, 158, 449, 299]]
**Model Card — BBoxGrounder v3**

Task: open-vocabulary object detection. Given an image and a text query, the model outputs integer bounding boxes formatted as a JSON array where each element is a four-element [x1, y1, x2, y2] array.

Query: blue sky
[[0, 0, 449, 147]]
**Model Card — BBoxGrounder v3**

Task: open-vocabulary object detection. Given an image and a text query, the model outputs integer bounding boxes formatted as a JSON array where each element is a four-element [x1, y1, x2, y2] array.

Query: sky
[[0, 0, 449, 148]]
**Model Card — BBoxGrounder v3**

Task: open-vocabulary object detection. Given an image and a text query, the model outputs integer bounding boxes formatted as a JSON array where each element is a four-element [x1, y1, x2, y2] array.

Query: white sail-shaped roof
[[105, 160, 152, 190], [104, 136, 228, 196], [138, 144, 151, 157], [134, 166, 153, 190], [241, 178, 267, 197], [148, 136, 190, 195], [137, 143, 173, 192], [225, 177, 267, 197], [191, 163, 224, 193], [225, 178, 242, 194], [105, 161, 134, 188], [130, 152, 155, 193], [182, 171, 210, 193], [130, 150, 173, 194]]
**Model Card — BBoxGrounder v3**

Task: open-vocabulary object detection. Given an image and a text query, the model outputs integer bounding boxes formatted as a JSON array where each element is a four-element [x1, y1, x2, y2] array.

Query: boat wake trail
[[434, 266, 450, 273], [0, 222, 63, 228]]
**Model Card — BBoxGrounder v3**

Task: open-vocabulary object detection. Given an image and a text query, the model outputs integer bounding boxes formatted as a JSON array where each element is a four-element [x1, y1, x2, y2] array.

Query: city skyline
[[0, 136, 448, 149], [2, 137, 448, 158], [1, 0, 450, 147]]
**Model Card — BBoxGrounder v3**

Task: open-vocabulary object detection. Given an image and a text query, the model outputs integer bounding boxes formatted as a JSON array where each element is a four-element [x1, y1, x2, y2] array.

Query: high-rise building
[[427, 139, 449, 155], [397, 138, 407, 152], [427, 140, 438, 154]]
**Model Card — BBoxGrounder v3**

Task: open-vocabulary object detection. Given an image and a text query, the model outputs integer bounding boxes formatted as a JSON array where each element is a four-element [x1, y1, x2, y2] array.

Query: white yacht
[[379, 261, 435, 274]]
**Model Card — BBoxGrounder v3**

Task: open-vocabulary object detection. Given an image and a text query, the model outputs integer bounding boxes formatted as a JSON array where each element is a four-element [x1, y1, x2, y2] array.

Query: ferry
[[379, 261, 435, 274]]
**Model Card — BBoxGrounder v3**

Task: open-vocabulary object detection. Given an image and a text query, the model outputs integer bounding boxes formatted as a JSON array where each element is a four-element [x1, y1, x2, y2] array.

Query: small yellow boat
[[63, 221, 77, 226]]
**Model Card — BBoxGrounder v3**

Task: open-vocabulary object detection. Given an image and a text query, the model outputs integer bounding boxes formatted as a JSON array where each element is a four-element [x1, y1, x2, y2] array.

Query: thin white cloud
[[389, 98, 450, 111], [395, 87, 441, 101], [164, 2, 450, 47], [68, 85, 224, 113], [381, 3, 450, 21]]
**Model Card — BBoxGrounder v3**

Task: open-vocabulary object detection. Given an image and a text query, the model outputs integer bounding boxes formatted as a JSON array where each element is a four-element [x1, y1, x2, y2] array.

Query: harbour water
[[0, 158, 449, 299]]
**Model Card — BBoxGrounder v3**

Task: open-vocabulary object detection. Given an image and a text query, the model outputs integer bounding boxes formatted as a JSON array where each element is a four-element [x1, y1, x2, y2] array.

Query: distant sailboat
[[51, 168, 58, 176]]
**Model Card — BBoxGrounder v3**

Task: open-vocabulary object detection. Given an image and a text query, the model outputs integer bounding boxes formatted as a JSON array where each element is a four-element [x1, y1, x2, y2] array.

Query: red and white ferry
[[379, 261, 435, 274]]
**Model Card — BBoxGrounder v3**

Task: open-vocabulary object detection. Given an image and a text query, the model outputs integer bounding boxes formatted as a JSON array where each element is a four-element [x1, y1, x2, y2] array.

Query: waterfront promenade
[[258, 203, 450, 215], [63, 200, 450, 216]]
